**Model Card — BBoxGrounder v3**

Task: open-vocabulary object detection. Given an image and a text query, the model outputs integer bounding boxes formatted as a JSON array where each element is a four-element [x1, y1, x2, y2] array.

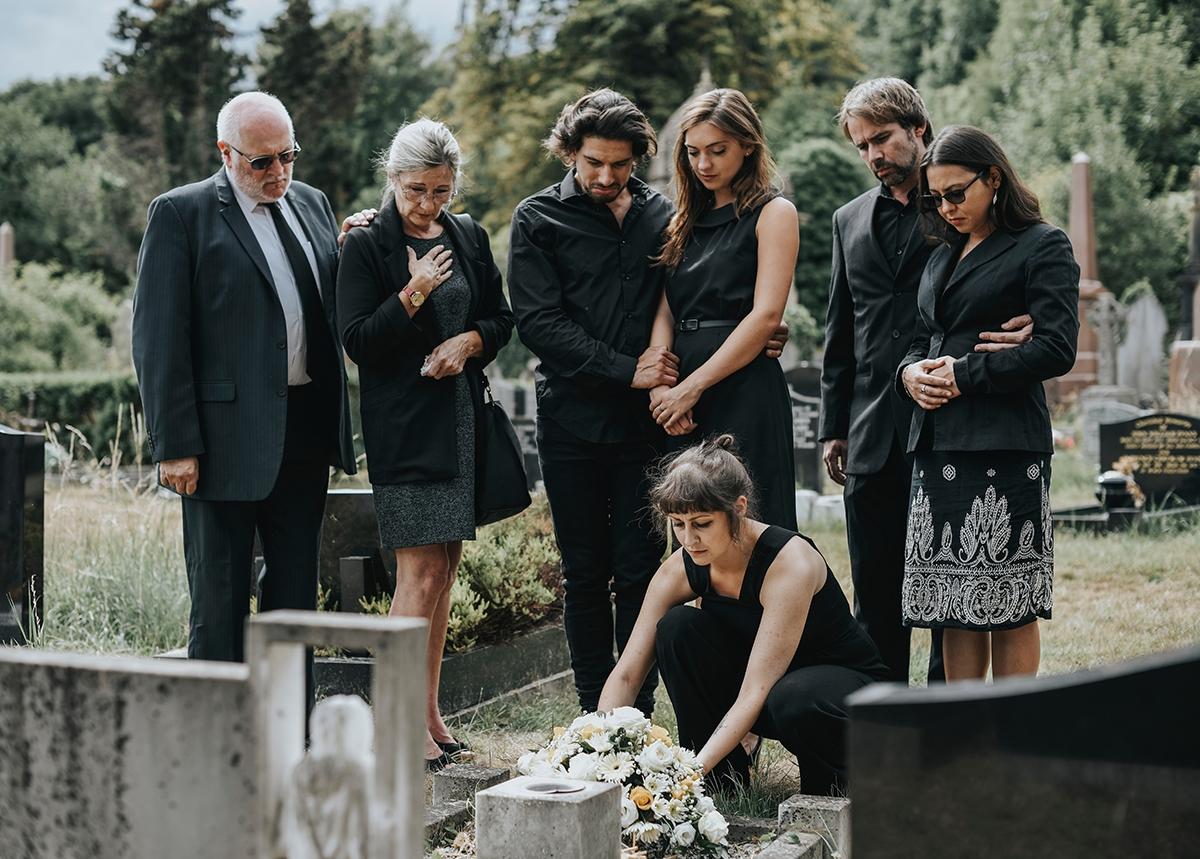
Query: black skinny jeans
[[537, 416, 664, 714]]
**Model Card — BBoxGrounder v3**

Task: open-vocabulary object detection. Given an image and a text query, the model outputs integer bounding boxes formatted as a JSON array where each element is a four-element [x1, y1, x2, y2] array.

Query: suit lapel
[[215, 170, 277, 293], [941, 230, 1017, 301], [920, 244, 953, 325]]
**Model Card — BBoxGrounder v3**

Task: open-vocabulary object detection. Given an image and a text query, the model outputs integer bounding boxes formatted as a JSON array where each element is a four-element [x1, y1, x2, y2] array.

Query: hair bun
[[714, 434, 736, 451]]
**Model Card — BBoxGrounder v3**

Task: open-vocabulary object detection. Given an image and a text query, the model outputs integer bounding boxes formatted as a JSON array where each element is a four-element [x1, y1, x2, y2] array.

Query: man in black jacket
[[821, 78, 1032, 683], [132, 91, 356, 663]]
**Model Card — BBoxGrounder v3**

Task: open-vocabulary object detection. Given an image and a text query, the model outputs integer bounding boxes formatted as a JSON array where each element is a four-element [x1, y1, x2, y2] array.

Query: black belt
[[677, 318, 740, 332]]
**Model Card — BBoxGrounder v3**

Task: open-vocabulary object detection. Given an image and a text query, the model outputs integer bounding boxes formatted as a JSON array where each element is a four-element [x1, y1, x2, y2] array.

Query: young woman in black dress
[[597, 436, 887, 795], [647, 89, 800, 529]]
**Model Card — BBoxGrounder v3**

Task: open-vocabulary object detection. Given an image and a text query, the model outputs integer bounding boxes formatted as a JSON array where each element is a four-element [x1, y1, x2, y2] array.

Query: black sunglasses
[[922, 169, 988, 209], [228, 142, 302, 171]]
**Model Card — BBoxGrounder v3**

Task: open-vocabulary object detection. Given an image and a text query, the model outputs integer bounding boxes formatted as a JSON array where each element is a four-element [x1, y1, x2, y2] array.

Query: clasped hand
[[650, 383, 699, 436], [422, 332, 479, 379], [902, 357, 960, 410]]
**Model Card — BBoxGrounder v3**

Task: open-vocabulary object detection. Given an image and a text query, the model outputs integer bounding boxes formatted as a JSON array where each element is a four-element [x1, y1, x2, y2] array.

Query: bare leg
[[391, 543, 452, 759], [991, 621, 1040, 679], [427, 541, 462, 743], [942, 629, 991, 682]]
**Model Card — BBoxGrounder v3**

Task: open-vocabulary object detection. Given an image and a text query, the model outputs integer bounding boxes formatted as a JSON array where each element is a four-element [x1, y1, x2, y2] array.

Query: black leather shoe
[[424, 751, 454, 773], [436, 737, 472, 762]]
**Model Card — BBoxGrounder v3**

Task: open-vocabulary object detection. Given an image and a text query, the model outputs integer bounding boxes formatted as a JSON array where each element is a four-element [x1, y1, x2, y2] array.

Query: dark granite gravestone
[[0, 424, 44, 644], [1098, 412, 1200, 506], [784, 363, 822, 491], [846, 646, 1200, 858], [511, 417, 542, 490]]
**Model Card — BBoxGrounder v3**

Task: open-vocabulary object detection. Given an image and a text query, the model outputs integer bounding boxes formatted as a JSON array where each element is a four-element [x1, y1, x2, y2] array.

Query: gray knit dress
[[372, 233, 476, 548]]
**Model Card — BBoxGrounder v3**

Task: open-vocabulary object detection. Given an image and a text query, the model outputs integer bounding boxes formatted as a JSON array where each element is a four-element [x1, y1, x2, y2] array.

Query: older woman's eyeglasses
[[922, 169, 988, 209], [228, 143, 302, 171], [400, 184, 453, 204]]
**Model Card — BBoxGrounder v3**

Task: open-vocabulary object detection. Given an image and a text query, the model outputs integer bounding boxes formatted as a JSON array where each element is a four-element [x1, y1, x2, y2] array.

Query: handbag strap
[[481, 374, 496, 405]]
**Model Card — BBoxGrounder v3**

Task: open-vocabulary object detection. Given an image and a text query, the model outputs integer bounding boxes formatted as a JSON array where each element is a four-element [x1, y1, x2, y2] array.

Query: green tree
[[0, 76, 110, 155], [105, 0, 246, 188], [777, 138, 874, 318], [0, 263, 117, 372]]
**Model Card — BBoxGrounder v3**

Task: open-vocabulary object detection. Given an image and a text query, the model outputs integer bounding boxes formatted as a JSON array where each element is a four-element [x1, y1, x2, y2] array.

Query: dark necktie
[[266, 200, 335, 385]]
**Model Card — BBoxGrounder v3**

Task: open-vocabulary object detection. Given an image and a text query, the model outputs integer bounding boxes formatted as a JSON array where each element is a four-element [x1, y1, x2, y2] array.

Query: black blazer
[[336, 202, 514, 484], [132, 169, 357, 502], [897, 223, 1080, 454], [820, 186, 935, 474]]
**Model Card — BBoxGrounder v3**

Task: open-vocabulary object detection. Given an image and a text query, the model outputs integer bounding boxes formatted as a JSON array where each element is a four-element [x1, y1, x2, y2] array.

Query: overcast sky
[[0, 1, 459, 89]]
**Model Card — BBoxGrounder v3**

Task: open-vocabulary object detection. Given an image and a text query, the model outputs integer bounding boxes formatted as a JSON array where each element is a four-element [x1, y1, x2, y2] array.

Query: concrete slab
[[475, 775, 620, 859]]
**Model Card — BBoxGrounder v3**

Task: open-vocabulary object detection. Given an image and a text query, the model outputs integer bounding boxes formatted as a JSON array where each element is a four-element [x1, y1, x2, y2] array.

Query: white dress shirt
[[227, 168, 323, 385]]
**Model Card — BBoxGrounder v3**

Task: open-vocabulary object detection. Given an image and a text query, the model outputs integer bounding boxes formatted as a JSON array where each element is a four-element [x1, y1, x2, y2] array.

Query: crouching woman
[[598, 435, 888, 794]]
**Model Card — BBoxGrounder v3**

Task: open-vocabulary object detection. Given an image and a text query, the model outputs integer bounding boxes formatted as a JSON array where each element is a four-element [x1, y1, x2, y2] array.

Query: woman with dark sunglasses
[[897, 125, 1080, 682]]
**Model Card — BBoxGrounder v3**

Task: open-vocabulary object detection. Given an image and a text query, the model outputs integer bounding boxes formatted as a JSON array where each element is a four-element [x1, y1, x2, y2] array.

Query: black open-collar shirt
[[508, 170, 673, 443], [873, 182, 921, 275]]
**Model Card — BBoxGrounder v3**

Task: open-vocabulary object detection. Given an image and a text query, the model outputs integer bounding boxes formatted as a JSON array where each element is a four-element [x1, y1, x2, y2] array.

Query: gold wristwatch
[[405, 286, 426, 308]]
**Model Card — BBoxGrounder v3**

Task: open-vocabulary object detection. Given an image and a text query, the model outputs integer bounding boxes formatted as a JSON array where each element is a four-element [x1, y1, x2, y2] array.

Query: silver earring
[[992, 191, 998, 206]]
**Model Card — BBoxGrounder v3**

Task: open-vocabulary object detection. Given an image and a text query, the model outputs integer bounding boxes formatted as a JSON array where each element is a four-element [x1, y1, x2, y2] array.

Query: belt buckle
[[680, 318, 699, 332]]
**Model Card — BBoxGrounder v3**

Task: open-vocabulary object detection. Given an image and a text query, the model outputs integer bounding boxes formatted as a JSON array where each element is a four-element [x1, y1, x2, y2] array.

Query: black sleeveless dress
[[665, 199, 797, 529], [654, 526, 887, 794]]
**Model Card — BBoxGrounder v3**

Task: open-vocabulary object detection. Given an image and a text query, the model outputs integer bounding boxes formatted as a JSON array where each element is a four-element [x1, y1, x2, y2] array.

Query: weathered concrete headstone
[[1099, 412, 1200, 506], [475, 776, 621, 859], [1077, 390, 1141, 461], [1177, 167, 1200, 340], [846, 645, 1200, 858], [1117, 291, 1169, 404], [1169, 340, 1200, 411], [778, 794, 849, 857], [784, 363, 822, 491], [432, 764, 510, 805], [0, 423, 44, 644]]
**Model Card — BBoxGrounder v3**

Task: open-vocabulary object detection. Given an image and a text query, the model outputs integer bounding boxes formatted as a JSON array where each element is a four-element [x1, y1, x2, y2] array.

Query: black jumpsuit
[[655, 526, 888, 794]]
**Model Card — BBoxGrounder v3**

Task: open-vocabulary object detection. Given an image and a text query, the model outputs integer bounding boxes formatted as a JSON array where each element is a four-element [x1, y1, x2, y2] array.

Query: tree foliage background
[[0, 0, 1197, 374]]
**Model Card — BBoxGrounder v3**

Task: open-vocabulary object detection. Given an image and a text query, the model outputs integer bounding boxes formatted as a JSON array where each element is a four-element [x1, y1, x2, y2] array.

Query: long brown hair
[[918, 125, 1044, 245], [656, 88, 779, 269]]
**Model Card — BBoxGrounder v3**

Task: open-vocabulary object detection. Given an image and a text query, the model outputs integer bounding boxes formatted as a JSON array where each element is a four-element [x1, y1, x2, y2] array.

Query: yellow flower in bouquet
[[646, 724, 672, 746], [629, 785, 654, 810]]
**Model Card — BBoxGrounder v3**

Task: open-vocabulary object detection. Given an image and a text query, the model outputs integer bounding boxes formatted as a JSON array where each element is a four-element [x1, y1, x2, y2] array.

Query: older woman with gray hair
[[337, 118, 514, 771]]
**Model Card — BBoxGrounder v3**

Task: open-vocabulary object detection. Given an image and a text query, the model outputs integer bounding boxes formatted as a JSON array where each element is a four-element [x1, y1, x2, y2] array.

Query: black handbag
[[475, 376, 532, 526]]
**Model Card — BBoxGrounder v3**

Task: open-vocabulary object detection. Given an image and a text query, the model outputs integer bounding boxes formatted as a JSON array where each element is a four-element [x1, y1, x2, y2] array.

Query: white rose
[[697, 809, 729, 844], [607, 706, 650, 732], [569, 712, 608, 734], [696, 795, 716, 815], [636, 741, 675, 773], [567, 752, 600, 782], [671, 821, 697, 847], [620, 796, 638, 828]]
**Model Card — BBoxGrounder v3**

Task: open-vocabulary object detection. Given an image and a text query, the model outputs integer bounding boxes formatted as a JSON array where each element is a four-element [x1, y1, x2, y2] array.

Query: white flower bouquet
[[517, 707, 730, 857]]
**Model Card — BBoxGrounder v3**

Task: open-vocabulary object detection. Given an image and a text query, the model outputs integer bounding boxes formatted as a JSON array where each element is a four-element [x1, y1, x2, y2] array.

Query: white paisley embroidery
[[903, 465, 1054, 628]]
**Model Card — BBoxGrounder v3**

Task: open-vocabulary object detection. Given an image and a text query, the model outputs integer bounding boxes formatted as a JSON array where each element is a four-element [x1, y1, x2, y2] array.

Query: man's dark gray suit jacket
[[820, 185, 934, 475], [132, 168, 357, 501]]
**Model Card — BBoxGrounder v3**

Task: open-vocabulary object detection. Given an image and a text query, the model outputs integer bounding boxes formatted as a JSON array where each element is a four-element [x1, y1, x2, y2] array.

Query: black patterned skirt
[[902, 450, 1054, 631]]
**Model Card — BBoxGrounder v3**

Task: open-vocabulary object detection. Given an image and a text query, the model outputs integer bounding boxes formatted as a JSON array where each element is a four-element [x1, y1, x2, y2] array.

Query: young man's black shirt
[[508, 171, 673, 443]]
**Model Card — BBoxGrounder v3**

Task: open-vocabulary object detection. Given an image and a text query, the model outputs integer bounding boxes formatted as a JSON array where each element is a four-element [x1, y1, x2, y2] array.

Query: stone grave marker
[[1099, 412, 1200, 506], [1117, 291, 1169, 405], [846, 645, 1200, 858], [1078, 391, 1141, 461], [475, 775, 621, 859], [784, 363, 822, 491], [0, 422, 44, 644]]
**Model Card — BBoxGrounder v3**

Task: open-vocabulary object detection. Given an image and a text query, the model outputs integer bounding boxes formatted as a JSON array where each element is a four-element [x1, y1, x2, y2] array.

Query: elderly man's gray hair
[[381, 118, 464, 188], [216, 92, 294, 147]]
